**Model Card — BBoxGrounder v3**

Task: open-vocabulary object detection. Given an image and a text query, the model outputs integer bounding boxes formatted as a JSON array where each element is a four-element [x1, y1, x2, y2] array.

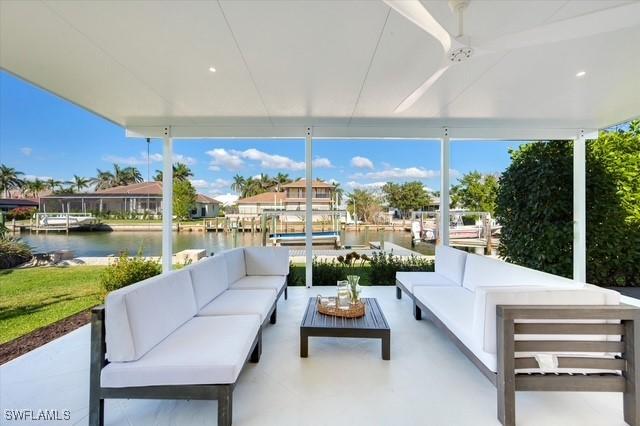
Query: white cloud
[[189, 178, 231, 192], [240, 148, 305, 170], [351, 167, 437, 180], [23, 174, 52, 181], [104, 152, 196, 166], [312, 157, 333, 168], [346, 181, 386, 190], [206, 148, 245, 171], [351, 156, 374, 169], [20, 147, 32, 156], [189, 179, 210, 188]]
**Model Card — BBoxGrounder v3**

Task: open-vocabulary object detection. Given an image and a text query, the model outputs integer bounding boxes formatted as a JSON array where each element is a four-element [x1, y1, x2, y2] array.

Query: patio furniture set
[[90, 245, 640, 425]]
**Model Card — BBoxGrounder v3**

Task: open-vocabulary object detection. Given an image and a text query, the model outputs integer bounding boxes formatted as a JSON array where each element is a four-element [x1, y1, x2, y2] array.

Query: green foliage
[[6, 207, 37, 221], [347, 189, 382, 223], [367, 252, 434, 285], [0, 237, 33, 269], [173, 179, 197, 220], [382, 181, 431, 218], [496, 129, 640, 285], [450, 171, 499, 214], [99, 252, 161, 293], [312, 258, 348, 284], [0, 164, 24, 197]]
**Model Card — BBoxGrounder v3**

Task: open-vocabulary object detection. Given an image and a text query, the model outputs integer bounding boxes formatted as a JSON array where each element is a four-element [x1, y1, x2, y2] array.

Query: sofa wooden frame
[[396, 280, 640, 426], [89, 284, 284, 426]]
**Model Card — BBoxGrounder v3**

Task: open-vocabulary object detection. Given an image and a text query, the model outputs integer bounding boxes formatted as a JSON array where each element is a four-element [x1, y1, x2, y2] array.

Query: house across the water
[[39, 182, 220, 219]]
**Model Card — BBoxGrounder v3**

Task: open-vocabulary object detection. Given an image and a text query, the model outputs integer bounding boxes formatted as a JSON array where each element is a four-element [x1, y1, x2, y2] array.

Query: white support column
[[305, 127, 313, 288], [573, 129, 586, 282], [162, 127, 173, 273], [439, 129, 450, 246]]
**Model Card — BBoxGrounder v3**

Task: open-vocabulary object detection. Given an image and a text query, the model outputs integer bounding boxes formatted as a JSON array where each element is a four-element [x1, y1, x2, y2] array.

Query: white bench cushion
[[101, 315, 260, 387], [462, 253, 584, 292], [188, 255, 229, 310], [244, 247, 289, 275], [396, 271, 458, 294], [435, 245, 467, 285], [105, 269, 197, 362], [230, 275, 286, 294], [197, 289, 276, 322], [224, 248, 247, 284]]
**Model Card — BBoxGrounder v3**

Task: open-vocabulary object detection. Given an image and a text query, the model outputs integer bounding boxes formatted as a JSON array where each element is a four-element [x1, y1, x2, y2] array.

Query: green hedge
[[495, 126, 640, 286]]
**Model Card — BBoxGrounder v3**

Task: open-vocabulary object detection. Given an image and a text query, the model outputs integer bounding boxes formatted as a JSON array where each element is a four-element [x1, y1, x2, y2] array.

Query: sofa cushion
[[244, 247, 289, 276], [474, 285, 621, 356], [462, 253, 584, 292], [229, 275, 286, 294], [396, 271, 458, 294], [224, 248, 247, 284], [105, 269, 197, 362], [188, 255, 229, 310], [197, 289, 276, 322], [101, 315, 260, 387], [435, 245, 467, 285]]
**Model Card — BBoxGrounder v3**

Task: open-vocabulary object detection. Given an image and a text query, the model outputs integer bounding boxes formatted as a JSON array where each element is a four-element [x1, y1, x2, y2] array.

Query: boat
[[269, 231, 341, 247], [37, 213, 98, 227]]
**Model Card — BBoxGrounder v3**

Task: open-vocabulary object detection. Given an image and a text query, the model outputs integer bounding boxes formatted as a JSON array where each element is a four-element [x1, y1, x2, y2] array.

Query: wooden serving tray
[[316, 297, 365, 318]]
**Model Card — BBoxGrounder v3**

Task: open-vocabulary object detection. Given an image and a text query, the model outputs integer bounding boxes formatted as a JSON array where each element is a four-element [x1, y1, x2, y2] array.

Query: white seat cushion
[[188, 255, 229, 310], [198, 289, 276, 322], [230, 275, 286, 294], [244, 247, 289, 275], [224, 248, 247, 285], [101, 315, 260, 387], [462, 253, 584, 292], [435, 245, 468, 285], [396, 271, 458, 294], [105, 269, 197, 362]]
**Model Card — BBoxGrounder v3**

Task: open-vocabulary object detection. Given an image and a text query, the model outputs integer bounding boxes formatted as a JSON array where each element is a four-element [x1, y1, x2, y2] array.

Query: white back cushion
[[435, 245, 467, 285], [188, 255, 229, 310], [224, 248, 247, 284], [462, 253, 583, 292], [473, 285, 620, 354], [105, 269, 197, 362], [244, 247, 289, 275]]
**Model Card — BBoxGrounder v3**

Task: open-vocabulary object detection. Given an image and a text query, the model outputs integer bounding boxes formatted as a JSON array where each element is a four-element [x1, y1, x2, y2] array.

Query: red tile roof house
[[39, 182, 220, 219]]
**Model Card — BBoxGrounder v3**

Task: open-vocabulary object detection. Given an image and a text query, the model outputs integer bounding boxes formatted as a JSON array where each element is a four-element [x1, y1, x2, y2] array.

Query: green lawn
[[0, 266, 106, 344]]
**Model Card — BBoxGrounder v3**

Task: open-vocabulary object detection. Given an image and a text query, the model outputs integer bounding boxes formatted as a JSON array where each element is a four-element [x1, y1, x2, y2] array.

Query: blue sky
[[0, 71, 523, 199]]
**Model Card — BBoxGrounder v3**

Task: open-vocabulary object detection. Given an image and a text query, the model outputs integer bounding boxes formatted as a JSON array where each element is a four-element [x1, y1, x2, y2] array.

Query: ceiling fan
[[384, 0, 640, 113]]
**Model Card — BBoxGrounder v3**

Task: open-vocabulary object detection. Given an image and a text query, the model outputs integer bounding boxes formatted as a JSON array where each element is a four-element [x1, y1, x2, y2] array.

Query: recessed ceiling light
[[576, 71, 586, 78], [208, 67, 217, 73]]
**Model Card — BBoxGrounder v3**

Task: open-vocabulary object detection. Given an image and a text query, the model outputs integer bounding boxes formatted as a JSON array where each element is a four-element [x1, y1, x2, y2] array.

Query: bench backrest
[[224, 248, 247, 284], [105, 268, 197, 362], [435, 245, 467, 285], [462, 253, 584, 292], [244, 247, 289, 276], [188, 254, 229, 310]]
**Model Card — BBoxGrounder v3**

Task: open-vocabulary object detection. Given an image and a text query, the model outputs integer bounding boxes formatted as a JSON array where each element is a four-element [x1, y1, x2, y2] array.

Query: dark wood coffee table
[[300, 297, 390, 360]]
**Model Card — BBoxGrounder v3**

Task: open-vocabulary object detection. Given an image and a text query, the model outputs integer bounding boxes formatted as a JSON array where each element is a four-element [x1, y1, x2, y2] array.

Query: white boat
[[38, 213, 97, 227]]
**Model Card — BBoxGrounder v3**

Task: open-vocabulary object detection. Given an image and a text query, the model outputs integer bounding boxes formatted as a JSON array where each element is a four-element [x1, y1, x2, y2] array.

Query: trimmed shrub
[[367, 252, 434, 285], [0, 238, 32, 269], [496, 127, 640, 286], [99, 253, 161, 294]]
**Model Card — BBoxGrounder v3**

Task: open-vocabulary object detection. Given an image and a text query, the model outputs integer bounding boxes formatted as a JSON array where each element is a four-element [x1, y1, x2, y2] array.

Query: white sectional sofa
[[89, 247, 289, 426], [396, 246, 640, 426]]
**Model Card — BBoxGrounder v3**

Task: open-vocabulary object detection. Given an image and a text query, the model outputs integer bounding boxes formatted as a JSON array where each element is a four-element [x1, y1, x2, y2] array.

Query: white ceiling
[[1, 0, 639, 139]]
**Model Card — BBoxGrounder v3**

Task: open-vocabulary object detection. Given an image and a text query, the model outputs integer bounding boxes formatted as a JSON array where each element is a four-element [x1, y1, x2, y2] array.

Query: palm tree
[[0, 164, 24, 197], [272, 172, 291, 192], [231, 174, 246, 194], [332, 182, 344, 206], [122, 166, 143, 184], [23, 178, 46, 198], [71, 175, 92, 193], [45, 178, 64, 192], [154, 163, 194, 182], [94, 169, 115, 190], [257, 173, 274, 192]]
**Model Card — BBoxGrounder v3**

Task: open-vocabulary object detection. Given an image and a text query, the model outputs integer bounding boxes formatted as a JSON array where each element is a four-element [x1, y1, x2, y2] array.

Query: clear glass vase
[[337, 281, 350, 309], [346, 275, 360, 303]]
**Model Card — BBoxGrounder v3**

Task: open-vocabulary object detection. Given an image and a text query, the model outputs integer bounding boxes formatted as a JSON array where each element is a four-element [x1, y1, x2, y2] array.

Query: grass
[[0, 266, 106, 344]]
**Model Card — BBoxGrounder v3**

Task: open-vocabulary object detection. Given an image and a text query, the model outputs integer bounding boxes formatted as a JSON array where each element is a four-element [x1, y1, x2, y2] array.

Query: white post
[[162, 128, 173, 273], [305, 127, 313, 288], [439, 130, 450, 246], [573, 129, 586, 282]]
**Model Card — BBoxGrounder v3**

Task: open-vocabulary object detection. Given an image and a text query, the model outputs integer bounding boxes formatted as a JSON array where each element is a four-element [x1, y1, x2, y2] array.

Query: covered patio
[[1, 0, 639, 425]]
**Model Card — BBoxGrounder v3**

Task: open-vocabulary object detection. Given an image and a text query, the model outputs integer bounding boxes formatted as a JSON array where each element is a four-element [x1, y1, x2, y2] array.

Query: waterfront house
[[0, 197, 39, 214], [40, 182, 220, 219]]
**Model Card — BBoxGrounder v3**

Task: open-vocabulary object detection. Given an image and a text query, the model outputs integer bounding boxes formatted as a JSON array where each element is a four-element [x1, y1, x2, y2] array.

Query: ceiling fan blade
[[478, 2, 640, 51], [395, 64, 450, 113], [383, 0, 452, 52]]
